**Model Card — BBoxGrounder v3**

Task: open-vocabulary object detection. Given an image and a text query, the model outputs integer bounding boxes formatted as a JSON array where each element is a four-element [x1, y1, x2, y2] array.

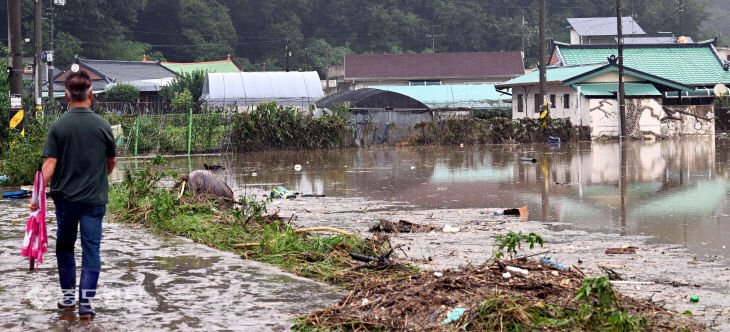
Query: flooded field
[[3, 138, 728, 330], [155, 138, 728, 261], [0, 200, 343, 331]]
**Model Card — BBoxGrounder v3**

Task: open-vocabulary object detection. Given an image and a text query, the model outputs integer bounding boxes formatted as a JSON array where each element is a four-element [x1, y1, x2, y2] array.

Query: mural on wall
[[625, 99, 662, 137], [589, 98, 714, 138], [661, 105, 714, 136]]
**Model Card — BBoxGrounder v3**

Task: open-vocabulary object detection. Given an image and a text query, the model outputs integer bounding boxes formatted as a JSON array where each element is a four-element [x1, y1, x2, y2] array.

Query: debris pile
[[605, 246, 638, 254], [369, 219, 438, 233], [296, 259, 702, 331]]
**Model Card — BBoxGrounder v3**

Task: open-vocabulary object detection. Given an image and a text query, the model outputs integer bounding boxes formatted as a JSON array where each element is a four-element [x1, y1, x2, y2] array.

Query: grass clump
[[411, 117, 580, 145], [108, 156, 412, 286]]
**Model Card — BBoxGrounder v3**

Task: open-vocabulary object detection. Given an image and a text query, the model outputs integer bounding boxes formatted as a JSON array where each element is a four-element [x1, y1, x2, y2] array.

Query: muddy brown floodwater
[[0, 200, 344, 331], [157, 137, 729, 260], [4, 138, 730, 330], [147, 138, 729, 329]]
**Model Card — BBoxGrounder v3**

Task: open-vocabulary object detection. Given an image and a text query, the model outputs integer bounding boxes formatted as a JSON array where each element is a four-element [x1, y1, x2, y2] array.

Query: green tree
[[135, 0, 236, 62], [160, 70, 206, 103], [170, 89, 195, 113], [105, 83, 140, 103]]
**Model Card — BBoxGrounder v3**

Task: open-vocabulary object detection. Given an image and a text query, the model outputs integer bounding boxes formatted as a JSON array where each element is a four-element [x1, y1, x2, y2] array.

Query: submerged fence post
[[187, 107, 193, 155], [134, 117, 139, 156]]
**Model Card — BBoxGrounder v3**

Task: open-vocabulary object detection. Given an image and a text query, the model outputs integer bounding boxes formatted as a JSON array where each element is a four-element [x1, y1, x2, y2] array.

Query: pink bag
[[21, 171, 48, 269]]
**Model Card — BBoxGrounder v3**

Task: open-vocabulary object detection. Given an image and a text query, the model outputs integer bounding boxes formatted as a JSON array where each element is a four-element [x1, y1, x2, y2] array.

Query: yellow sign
[[10, 109, 24, 128], [9, 109, 25, 137], [539, 109, 549, 119]]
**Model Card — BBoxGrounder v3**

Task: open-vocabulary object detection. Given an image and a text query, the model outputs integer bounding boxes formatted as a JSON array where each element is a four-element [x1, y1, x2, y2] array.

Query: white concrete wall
[[509, 84, 715, 138], [588, 98, 715, 138], [570, 29, 580, 44], [511, 84, 589, 126]]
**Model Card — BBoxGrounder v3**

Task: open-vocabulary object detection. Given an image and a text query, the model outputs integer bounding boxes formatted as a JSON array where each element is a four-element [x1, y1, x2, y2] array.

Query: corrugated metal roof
[[567, 17, 645, 37], [369, 84, 510, 109], [556, 43, 730, 85], [617, 36, 694, 44], [344, 52, 525, 80], [578, 83, 661, 96]]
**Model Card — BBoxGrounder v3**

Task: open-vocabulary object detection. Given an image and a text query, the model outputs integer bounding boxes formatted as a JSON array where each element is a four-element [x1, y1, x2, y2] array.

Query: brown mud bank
[[246, 190, 730, 330]]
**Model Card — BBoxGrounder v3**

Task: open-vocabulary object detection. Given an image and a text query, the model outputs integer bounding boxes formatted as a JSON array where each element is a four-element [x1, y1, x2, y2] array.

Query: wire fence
[[42, 101, 233, 156]]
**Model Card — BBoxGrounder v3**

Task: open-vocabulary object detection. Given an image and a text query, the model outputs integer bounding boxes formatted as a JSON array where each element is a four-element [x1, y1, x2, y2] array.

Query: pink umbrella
[[21, 170, 48, 271]]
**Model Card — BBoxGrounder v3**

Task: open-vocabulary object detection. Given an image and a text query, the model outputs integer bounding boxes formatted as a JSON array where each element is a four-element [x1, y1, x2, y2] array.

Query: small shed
[[202, 71, 324, 109], [316, 88, 431, 145]]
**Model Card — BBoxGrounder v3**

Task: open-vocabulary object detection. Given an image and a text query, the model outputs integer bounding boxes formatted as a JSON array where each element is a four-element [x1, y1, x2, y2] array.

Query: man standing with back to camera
[[31, 68, 116, 319]]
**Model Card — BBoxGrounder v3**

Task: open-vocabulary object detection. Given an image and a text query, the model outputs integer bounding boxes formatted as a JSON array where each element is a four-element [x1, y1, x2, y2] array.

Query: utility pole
[[285, 39, 290, 72], [48, 1, 57, 107], [324, 43, 330, 93], [538, 0, 547, 116], [34, 0, 43, 116], [521, 9, 526, 59], [679, 0, 685, 36], [426, 24, 441, 53], [617, 0, 627, 139], [8, 0, 24, 135]]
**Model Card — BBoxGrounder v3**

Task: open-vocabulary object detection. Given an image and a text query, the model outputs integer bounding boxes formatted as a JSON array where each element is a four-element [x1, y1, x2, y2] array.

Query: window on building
[[563, 94, 570, 108], [517, 94, 524, 112], [534, 94, 540, 114], [409, 80, 442, 86], [549, 94, 556, 108]]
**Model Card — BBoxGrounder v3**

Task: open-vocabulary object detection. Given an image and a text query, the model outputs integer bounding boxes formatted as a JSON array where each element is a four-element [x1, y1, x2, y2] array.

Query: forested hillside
[[705, 0, 730, 45], [0, 0, 712, 76]]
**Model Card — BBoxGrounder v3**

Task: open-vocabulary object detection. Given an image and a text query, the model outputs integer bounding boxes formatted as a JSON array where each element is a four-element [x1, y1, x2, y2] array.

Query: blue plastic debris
[[548, 136, 561, 143], [442, 307, 466, 324], [2, 190, 30, 199], [541, 258, 569, 270], [0, 175, 8, 185]]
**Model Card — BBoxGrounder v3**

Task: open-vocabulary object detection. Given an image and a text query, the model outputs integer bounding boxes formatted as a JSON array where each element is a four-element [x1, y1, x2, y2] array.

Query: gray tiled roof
[[78, 59, 177, 83], [617, 36, 694, 44], [567, 17, 645, 37]]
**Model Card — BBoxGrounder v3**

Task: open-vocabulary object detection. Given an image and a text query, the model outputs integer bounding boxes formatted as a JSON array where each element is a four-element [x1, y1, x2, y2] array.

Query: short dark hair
[[65, 70, 92, 102]]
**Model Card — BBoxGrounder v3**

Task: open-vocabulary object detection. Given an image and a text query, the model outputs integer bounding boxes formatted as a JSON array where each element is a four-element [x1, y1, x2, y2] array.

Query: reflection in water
[[129, 138, 727, 259]]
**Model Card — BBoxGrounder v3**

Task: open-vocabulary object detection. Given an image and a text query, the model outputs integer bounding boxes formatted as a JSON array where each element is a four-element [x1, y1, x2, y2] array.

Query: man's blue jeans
[[54, 197, 105, 270]]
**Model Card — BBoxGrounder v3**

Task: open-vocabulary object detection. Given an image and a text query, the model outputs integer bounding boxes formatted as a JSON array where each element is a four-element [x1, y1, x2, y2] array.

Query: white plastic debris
[[410, 165, 416, 170], [502, 272, 512, 279], [442, 224, 461, 233], [459, 143, 464, 148], [294, 164, 302, 171], [361, 298, 369, 305], [551, 271, 559, 277], [506, 266, 529, 276], [434, 272, 444, 277], [251, 172, 257, 177]]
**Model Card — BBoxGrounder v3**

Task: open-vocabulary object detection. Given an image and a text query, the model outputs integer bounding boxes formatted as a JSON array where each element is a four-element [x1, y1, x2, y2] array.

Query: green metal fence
[[42, 104, 231, 156]]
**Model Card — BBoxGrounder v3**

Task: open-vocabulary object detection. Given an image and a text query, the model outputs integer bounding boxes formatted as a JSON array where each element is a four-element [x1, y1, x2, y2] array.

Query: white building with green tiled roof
[[496, 40, 725, 138]]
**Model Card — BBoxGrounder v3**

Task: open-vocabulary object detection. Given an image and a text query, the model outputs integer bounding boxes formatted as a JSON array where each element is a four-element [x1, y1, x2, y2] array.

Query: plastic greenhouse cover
[[202, 71, 324, 107]]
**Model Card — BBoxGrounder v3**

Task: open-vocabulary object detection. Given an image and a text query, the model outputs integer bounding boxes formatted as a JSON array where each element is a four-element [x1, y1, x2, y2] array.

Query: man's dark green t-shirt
[[42, 107, 116, 206]]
